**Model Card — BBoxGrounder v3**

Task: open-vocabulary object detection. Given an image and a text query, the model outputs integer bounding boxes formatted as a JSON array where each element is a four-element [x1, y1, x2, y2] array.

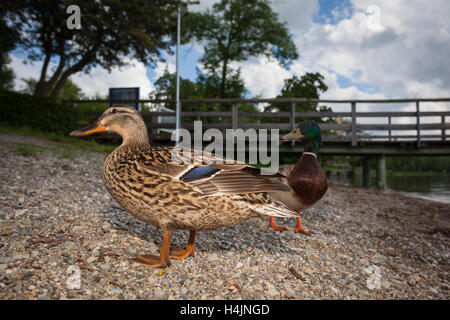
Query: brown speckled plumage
[[70, 106, 296, 233], [102, 143, 296, 230]]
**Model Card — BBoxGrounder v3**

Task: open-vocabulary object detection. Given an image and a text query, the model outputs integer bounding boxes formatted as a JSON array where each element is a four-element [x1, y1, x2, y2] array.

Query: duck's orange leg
[[294, 212, 311, 236], [170, 230, 196, 260], [269, 217, 288, 231], [131, 230, 172, 268]]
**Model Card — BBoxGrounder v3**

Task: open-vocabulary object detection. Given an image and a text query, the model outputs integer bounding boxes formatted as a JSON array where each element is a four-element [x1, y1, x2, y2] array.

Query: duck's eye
[[111, 109, 117, 114]]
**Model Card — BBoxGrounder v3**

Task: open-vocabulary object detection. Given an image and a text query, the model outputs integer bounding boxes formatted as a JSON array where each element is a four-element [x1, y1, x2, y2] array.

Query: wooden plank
[[356, 123, 449, 130], [240, 123, 292, 130], [88, 109, 450, 120], [416, 101, 421, 147], [443, 115, 446, 141], [355, 111, 450, 117], [232, 104, 238, 130], [358, 134, 449, 139], [70, 97, 450, 104], [303, 145, 450, 156], [290, 102, 296, 147], [295, 112, 351, 118], [388, 116, 391, 141], [337, 116, 342, 136], [148, 122, 448, 131], [351, 102, 357, 146], [142, 111, 231, 117]]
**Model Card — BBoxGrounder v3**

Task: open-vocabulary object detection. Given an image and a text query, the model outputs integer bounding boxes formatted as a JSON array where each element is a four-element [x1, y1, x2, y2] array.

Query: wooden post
[[442, 115, 446, 141], [232, 104, 238, 130], [388, 116, 392, 142], [416, 100, 421, 147], [376, 155, 386, 190], [363, 157, 371, 188], [351, 102, 357, 146], [290, 102, 296, 147], [337, 116, 342, 136]]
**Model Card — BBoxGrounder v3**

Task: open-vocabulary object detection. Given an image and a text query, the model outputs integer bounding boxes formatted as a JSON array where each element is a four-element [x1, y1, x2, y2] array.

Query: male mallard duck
[[268, 121, 328, 235], [70, 105, 299, 268]]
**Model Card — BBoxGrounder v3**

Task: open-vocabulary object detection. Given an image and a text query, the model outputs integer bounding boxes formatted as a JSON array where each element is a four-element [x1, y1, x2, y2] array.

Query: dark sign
[[109, 87, 140, 110]]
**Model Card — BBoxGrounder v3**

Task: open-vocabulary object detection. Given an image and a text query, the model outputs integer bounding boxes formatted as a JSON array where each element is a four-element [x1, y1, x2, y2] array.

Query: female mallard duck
[[268, 121, 328, 235], [70, 105, 300, 268]]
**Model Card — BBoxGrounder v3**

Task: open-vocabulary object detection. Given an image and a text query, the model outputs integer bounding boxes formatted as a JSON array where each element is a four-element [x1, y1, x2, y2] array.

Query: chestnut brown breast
[[287, 154, 328, 206]]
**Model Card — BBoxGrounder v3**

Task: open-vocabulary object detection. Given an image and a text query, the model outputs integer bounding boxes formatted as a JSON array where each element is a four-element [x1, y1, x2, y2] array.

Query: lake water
[[331, 172, 450, 204]]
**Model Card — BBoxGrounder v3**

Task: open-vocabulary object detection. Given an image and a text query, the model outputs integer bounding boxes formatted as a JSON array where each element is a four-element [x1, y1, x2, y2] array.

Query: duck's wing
[[179, 165, 290, 197], [141, 147, 297, 218], [145, 147, 290, 196]]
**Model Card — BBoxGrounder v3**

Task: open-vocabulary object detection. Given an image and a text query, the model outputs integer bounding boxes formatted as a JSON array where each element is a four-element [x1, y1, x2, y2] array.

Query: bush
[[0, 90, 83, 135]]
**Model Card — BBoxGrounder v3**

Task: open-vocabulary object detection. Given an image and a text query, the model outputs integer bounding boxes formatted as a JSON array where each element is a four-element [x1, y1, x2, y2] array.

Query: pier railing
[[72, 97, 450, 146]]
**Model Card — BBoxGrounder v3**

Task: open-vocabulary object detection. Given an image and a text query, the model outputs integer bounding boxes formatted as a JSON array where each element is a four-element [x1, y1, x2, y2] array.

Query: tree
[[196, 69, 248, 101], [0, 14, 19, 90], [150, 67, 201, 109], [150, 67, 256, 123], [0, 54, 15, 90], [2, 0, 185, 98], [187, 0, 298, 98], [265, 72, 333, 123], [21, 77, 85, 101]]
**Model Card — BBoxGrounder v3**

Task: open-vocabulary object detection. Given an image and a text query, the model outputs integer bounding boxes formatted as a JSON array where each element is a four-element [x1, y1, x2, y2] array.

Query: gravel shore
[[0, 133, 449, 300]]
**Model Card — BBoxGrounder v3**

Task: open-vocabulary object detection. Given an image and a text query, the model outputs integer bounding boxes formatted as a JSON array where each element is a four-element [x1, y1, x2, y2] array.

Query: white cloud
[[8, 55, 43, 91], [234, 57, 291, 98], [8, 55, 155, 98], [230, 0, 449, 120], [71, 59, 154, 98], [154, 61, 176, 79]]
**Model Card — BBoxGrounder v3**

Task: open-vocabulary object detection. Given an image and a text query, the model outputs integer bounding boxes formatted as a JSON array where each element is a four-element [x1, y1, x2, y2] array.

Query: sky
[[8, 0, 450, 119]]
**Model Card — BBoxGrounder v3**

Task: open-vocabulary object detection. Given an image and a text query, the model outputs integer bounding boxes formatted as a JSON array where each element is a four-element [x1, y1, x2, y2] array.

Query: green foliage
[[0, 90, 82, 135], [0, 54, 14, 90], [2, 0, 183, 98], [150, 67, 203, 108], [149, 68, 257, 123], [265, 73, 332, 121], [21, 77, 85, 101], [0, 14, 18, 90], [262, 73, 334, 132], [187, 0, 298, 98]]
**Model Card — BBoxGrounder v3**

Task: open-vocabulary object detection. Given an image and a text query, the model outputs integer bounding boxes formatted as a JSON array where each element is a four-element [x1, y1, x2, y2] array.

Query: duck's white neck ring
[[302, 152, 317, 158]]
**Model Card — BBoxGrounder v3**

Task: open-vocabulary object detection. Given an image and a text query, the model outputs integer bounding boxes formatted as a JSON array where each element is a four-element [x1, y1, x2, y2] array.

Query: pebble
[[87, 257, 97, 263], [0, 257, 13, 264], [0, 133, 448, 300], [110, 288, 123, 296], [266, 288, 279, 297], [154, 288, 167, 300]]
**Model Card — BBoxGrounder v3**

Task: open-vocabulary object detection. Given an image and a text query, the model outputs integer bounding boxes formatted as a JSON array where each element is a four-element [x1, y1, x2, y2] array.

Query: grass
[[7, 143, 46, 157], [0, 123, 118, 159]]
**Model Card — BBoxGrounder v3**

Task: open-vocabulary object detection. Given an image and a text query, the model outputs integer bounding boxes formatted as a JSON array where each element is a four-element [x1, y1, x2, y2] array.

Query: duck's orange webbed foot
[[294, 212, 311, 236], [269, 216, 288, 231], [170, 230, 196, 260], [131, 254, 171, 268], [130, 230, 172, 268]]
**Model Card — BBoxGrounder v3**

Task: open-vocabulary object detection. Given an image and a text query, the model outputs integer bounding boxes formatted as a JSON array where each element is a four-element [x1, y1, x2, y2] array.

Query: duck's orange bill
[[70, 122, 106, 137]]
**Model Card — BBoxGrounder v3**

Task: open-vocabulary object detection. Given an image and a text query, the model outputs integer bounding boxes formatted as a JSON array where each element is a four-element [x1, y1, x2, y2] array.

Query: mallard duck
[[70, 105, 300, 268], [268, 121, 328, 235]]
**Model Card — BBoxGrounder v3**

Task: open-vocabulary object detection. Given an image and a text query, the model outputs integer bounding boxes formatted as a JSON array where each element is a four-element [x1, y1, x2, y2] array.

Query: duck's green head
[[281, 120, 322, 155]]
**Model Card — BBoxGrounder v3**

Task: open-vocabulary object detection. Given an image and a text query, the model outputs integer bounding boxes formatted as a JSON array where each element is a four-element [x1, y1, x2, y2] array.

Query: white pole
[[175, 6, 181, 144]]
